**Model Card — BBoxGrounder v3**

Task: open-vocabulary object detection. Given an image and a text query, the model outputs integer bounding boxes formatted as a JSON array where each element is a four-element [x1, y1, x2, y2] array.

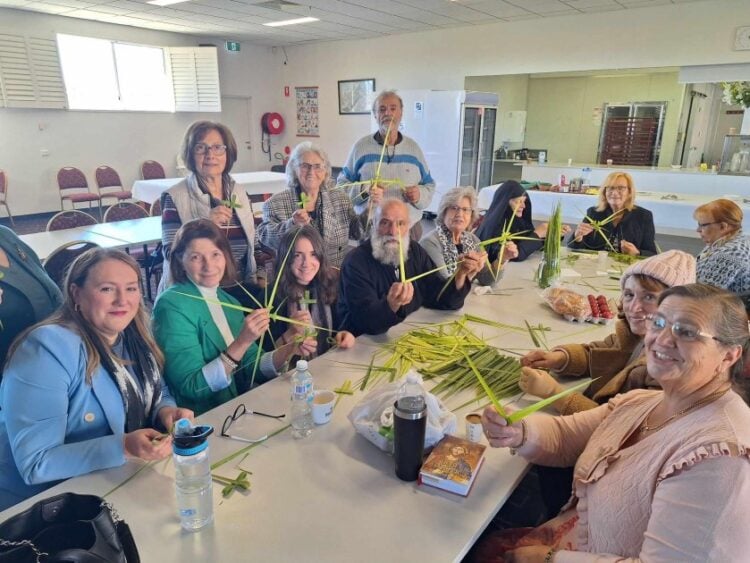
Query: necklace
[[385, 142, 396, 164], [639, 388, 729, 434]]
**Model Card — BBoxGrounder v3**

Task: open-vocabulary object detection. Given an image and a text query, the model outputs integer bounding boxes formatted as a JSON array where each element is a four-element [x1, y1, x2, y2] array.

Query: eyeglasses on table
[[221, 403, 286, 444]]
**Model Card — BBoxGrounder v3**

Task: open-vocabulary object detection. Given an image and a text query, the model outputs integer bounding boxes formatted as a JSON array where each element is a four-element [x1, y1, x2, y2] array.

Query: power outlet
[[40, 149, 50, 157]]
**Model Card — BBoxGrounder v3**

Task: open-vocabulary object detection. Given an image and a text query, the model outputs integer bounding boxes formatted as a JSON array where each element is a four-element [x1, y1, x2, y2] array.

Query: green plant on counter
[[722, 82, 750, 108]]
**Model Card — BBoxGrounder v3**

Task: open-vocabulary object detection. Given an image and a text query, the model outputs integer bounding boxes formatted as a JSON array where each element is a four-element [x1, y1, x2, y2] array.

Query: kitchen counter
[[521, 162, 750, 197]]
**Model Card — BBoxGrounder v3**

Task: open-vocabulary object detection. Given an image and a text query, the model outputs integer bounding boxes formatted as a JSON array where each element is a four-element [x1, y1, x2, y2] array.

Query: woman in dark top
[[267, 225, 355, 359], [568, 171, 657, 256], [0, 225, 62, 371], [476, 180, 558, 262]]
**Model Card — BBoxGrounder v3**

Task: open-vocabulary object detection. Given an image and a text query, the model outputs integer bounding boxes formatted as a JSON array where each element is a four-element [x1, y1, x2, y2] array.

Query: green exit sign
[[225, 41, 241, 52]]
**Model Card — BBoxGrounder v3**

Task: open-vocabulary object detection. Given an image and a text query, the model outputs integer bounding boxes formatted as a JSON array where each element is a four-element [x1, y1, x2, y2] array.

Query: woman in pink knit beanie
[[477, 284, 750, 562], [519, 249, 696, 415], [506, 250, 697, 522]]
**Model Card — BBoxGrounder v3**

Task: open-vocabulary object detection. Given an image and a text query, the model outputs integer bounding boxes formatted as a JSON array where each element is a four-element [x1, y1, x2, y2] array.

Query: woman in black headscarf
[[476, 181, 567, 262]]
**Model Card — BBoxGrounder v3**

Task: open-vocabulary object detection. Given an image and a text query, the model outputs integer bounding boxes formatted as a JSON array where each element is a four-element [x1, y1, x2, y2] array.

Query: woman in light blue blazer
[[0, 248, 192, 511]]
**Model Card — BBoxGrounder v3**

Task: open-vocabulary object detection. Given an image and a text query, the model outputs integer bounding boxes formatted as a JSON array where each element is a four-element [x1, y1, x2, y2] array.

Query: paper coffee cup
[[466, 413, 483, 443], [312, 390, 336, 425]]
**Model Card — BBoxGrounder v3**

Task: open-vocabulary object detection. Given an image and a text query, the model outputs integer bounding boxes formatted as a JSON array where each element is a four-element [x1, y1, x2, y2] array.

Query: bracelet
[[224, 349, 241, 364], [543, 547, 556, 563], [509, 420, 528, 456], [220, 351, 238, 370]]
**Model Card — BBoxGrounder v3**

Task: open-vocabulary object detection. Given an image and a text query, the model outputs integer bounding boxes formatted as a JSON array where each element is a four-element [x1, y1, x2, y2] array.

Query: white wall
[[0, 8, 278, 215], [273, 0, 750, 170], [3, 0, 750, 215]]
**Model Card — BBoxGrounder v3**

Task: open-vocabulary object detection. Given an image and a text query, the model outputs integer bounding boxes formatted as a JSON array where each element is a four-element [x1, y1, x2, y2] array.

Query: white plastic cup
[[606, 159, 613, 166], [465, 413, 483, 443], [311, 390, 336, 425]]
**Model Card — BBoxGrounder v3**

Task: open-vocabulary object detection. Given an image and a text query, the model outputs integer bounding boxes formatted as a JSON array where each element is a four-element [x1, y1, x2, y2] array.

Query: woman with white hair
[[420, 186, 518, 285], [258, 142, 365, 268]]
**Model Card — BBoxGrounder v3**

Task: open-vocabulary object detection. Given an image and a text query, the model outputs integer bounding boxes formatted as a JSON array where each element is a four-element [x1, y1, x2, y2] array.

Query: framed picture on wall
[[338, 78, 376, 115]]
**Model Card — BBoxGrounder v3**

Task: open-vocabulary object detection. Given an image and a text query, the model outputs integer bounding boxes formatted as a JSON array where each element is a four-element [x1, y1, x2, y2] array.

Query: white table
[[478, 184, 750, 238], [131, 172, 287, 204], [85, 216, 161, 246], [19, 228, 127, 261], [0, 256, 618, 561], [19, 217, 163, 261]]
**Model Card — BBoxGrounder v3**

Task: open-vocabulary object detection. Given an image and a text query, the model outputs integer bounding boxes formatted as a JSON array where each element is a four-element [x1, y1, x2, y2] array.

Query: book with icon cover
[[419, 435, 486, 496]]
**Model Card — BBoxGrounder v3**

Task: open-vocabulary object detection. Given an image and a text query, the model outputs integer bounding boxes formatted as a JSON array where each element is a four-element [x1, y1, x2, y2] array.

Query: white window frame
[[56, 34, 176, 112]]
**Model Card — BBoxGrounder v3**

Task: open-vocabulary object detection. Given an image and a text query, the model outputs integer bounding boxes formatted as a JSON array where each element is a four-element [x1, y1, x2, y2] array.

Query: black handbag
[[0, 493, 140, 563]]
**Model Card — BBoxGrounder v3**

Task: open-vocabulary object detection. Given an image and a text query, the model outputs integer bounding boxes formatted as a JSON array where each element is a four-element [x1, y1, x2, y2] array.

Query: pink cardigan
[[518, 389, 750, 562]]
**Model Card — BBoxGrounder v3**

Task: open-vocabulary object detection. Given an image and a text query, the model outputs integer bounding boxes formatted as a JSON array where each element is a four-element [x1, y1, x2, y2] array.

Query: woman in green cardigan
[[152, 219, 315, 415]]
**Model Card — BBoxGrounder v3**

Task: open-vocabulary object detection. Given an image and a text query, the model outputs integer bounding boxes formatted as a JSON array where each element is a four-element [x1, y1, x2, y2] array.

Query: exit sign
[[225, 41, 241, 52]]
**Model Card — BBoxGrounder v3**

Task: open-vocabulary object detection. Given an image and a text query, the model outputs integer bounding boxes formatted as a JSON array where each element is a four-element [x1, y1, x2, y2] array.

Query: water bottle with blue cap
[[173, 418, 214, 531]]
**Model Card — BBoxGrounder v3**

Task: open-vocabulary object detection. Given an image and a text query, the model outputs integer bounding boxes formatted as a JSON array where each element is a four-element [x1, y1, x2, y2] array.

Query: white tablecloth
[[132, 172, 287, 204], [478, 184, 750, 238]]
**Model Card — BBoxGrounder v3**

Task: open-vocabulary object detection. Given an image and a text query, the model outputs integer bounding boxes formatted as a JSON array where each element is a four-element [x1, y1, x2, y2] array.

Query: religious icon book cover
[[419, 435, 486, 496]]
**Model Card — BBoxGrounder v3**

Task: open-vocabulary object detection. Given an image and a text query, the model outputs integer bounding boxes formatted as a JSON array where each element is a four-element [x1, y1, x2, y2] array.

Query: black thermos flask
[[393, 391, 427, 481]]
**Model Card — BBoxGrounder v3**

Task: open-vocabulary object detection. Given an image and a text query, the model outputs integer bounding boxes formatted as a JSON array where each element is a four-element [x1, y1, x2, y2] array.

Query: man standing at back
[[338, 90, 435, 240]]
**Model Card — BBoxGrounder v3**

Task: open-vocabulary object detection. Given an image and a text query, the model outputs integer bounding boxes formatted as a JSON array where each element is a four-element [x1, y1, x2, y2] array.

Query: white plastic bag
[[347, 371, 457, 453]]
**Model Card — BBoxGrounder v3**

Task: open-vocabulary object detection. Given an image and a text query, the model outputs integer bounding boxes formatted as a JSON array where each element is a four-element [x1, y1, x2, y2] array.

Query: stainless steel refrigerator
[[397, 90, 498, 214]]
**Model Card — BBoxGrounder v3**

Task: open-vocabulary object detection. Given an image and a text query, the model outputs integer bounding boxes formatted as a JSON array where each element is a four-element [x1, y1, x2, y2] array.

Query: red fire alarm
[[284, 86, 290, 97]]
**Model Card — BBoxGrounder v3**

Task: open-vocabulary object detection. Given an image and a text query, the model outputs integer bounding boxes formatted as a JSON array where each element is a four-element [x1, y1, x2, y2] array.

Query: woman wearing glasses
[[152, 220, 316, 416], [477, 283, 750, 562], [693, 198, 750, 294], [519, 250, 695, 415], [420, 186, 514, 286], [160, 121, 258, 300], [568, 171, 656, 256], [516, 250, 694, 517], [258, 142, 364, 268]]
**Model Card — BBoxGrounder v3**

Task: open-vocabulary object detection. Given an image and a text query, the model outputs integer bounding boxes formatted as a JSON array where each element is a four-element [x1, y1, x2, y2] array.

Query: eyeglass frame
[[221, 403, 285, 444], [299, 162, 325, 172], [446, 204, 473, 215], [605, 185, 629, 192], [645, 313, 722, 343], [696, 221, 721, 230], [193, 143, 228, 155]]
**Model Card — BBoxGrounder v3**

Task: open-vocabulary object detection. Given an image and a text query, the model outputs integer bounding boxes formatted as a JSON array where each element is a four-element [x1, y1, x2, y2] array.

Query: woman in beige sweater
[[478, 284, 750, 562], [519, 250, 695, 415]]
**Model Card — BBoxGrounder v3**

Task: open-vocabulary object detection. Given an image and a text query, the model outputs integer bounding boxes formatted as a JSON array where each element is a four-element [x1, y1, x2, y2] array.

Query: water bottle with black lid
[[173, 418, 214, 531]]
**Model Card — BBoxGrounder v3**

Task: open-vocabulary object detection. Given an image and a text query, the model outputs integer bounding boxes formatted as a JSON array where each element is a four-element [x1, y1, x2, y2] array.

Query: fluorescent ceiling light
[[263, 16, 319, 27], [147, 0, 191, 5]]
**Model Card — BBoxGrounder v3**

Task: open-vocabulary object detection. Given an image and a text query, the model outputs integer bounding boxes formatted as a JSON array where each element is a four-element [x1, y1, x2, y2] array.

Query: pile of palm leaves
[[347, 315, 524, 409]]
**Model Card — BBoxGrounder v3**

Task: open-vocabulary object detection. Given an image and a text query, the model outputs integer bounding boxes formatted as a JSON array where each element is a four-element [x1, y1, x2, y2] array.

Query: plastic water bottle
[[393, 374, 427, 481], [581, 167, 592, 189], [173, 418, 214, 531], [290, 360, 314, 438]]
